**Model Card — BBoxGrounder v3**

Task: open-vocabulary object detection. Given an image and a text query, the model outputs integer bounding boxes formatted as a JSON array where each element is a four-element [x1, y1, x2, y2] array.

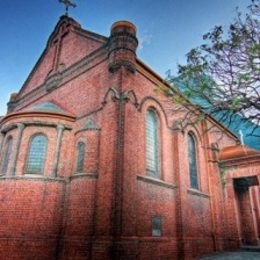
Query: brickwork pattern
[[0, 16, 259, 259]]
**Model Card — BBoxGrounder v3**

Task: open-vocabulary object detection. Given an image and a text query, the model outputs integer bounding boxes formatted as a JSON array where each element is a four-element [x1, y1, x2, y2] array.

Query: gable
[[17, 15, 107, 99]]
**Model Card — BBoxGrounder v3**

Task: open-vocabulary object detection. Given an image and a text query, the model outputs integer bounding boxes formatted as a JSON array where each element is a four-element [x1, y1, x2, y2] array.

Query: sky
[[0, 0, 249, 115]]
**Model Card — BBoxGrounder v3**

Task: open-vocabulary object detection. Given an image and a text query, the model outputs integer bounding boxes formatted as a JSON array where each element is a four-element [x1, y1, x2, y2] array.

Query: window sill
[[24, 173, 44, 177], [69, 172, 98, 180], [0, 174, 64, 182], [187, 188, 210, 198], [137, 174, 177, 189]]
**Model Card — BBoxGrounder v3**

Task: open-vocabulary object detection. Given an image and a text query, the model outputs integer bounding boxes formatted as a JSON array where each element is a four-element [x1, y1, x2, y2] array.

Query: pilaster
[[0, 132, 5, 170], [51, 124, 65, 177], [9, 123, 25, 176]]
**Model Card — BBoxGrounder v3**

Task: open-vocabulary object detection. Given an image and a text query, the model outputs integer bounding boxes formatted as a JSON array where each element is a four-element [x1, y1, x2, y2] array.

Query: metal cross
[[239, 129, 244, 145], [59, 0, 76, 16]]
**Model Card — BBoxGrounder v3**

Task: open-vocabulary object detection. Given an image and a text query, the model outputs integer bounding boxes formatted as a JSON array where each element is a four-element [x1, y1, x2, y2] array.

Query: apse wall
[[0, 177, 64, 259]]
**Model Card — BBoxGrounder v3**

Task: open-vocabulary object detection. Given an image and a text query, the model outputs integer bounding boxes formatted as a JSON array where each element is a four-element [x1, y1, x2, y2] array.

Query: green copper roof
[[29, 101, 65, 114], [82, 119, 100, 130]]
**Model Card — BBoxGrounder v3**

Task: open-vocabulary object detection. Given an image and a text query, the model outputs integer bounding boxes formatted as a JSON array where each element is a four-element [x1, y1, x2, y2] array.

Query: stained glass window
[[188, 133, 198, 189], [76, 142, 85, 172], [146, 109, 159, 177], [1, 137, 13, 174], [27, 135, 47, 174]]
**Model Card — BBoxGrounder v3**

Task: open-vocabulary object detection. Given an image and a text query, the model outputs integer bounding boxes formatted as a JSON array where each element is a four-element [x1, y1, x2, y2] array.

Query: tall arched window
[[146, 109, 159, 177], [76, 141, 85, 172], [188, 133, 198, 189], [26, 134, 47, 174], [1, 136, 13, 174]]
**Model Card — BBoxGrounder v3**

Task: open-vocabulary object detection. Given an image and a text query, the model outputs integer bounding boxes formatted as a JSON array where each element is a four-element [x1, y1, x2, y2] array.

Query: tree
[[165, 0, 260, 142]]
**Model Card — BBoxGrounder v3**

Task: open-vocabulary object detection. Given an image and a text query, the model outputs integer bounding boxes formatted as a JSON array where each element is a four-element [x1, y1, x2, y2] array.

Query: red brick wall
[[0, 178, 64, 259], [1, 16, 256, 259], [59, 175, 97, 259], [59, 31, 104, 70]]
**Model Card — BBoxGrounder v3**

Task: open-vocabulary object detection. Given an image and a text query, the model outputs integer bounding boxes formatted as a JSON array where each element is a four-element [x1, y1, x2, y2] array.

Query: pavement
[[198, 251, 260, 260]]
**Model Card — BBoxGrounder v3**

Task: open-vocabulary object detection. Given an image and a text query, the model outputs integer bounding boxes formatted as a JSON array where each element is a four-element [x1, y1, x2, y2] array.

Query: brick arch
[[138, 96, 169, 129], [75, 136, 88, 144], [185, 124, 204, 146], [187, 129, 201, 146]]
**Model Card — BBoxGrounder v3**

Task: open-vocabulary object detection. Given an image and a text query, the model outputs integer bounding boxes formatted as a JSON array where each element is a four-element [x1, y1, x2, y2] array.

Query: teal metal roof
[[29, 101, 66, 114]]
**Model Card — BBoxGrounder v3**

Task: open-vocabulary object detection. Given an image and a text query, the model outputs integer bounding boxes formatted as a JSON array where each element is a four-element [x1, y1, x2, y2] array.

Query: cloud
[[138, 32, 153, 50]]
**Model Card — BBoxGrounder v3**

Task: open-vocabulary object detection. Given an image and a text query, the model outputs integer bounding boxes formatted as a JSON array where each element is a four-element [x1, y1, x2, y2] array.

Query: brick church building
[[0, 15, 259, 259]]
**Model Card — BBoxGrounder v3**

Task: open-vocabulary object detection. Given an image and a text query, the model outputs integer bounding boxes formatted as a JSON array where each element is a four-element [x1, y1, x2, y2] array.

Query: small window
[[1, 136, 13, 174], [152, 216, 162, 237], [26, 134, 47, 174], [188, 133, 198, 189], [146, 109, 159, 177], [76, 142, 85, 172]]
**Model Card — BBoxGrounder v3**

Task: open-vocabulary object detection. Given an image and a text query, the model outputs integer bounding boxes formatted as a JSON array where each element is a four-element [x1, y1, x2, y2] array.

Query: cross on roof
[[59, 0, 76, 16], [239, 130, 244, 145]]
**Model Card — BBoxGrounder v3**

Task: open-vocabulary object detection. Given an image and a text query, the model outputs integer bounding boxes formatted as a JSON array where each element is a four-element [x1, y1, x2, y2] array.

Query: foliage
[[166, 0, 260, 141]]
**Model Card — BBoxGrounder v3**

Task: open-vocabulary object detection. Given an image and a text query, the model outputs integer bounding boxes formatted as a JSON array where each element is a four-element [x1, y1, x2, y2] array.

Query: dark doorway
[[233, 176, 259, 246]]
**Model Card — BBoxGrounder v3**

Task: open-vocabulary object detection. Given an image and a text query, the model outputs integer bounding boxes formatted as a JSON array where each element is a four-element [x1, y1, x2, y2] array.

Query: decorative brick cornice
[[0, 111, 75, 128], [220, 154, 260, 168], [0, 173, 98, 183], [1, 121, 72, 134], [102, 87, 139, 108], [0, 175, 65, 182], [44, 71, 63, 92]]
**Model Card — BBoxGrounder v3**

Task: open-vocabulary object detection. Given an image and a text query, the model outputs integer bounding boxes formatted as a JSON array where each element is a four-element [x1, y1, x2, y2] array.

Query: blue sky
[[0, 0, 249, 115]]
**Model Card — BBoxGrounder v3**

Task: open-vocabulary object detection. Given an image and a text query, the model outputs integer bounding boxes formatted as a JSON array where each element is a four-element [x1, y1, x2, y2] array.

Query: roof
[[219, 145, 260, 161], [26, 101, 66, 114]]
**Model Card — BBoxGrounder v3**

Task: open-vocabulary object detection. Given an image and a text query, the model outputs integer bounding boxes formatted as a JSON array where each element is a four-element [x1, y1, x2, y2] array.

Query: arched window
[[76, 142, 85, 172], [26, 134, 47, 174], [188, 133, 198, 189], [1, 136, 13, 174], [146, 109, 159, 177]]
